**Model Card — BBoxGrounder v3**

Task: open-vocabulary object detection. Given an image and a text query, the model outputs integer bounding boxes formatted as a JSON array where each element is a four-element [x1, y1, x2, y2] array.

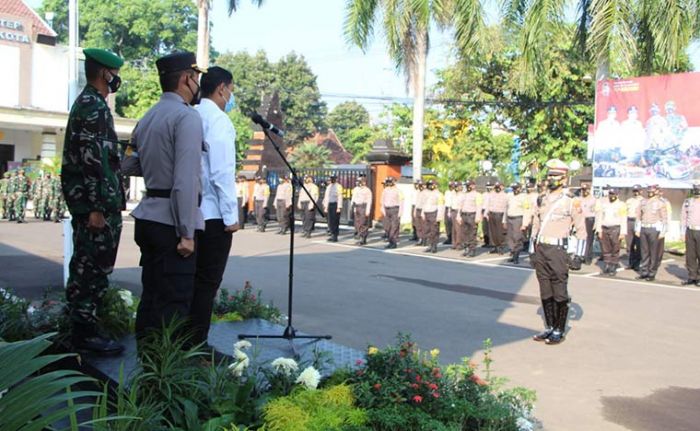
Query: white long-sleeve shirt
[[195, 98, 238, 225]]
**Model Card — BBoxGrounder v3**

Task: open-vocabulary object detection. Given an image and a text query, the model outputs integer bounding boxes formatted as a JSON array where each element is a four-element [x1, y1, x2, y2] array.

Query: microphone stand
[[238, 128, 332, 358]]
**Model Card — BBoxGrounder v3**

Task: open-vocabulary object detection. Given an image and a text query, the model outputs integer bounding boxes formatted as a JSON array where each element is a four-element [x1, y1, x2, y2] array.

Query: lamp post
[[67, 0, 79, 109]]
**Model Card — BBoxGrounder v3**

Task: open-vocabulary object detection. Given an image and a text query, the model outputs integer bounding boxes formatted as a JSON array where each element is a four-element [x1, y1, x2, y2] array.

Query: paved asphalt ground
[[2, 217, 700, 431]]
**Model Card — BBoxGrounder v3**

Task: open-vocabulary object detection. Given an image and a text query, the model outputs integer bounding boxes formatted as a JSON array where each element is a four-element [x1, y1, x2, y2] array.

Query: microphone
[[249, 112, 286, 137]]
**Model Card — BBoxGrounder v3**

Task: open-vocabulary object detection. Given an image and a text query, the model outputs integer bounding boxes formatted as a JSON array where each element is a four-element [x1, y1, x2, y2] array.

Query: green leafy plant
[[0, 333, 101, 431], [97, 286, 138, 339], [213, 282, 282, 323]]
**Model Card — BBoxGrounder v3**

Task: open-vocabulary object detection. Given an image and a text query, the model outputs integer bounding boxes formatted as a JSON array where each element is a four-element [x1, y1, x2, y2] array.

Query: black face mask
[[609, 195, 618, 202], [187, 75, 201, 106], [513, 189, 521, 195], [548, 178, 563, 190], [106, 71, 121, 93]]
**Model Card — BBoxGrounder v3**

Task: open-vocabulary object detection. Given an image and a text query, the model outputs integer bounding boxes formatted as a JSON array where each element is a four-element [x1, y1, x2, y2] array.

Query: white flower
[[516, 416, 534, 431], [295, 366, 321, 390], [271, 357, 298, 375], [117, 289, 134, 307], [234, 340, 252, 352], [229, 350, 250, 377], [27, 305, 36, 315]]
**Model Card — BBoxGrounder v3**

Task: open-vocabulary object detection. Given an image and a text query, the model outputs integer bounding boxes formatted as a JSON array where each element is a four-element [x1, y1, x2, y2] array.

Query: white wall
[[0, 44, 20, 107], [32, 44, 69, 112], [2, 129, 37, 161]]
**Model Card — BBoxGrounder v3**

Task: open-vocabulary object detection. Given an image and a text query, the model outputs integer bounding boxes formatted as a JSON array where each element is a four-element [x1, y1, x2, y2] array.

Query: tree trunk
[[197, 0, 210, 68], [411, 29, 428, 182]]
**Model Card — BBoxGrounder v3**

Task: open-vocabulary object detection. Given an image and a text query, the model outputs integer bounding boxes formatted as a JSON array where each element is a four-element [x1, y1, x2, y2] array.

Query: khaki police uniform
[[595, 198, 627, 270], [298, 180, 319, 237], [682, 195, 700, 283], [421, 187, 444, 252], [486, 189, 508, 252], [625, 192, 643, 269], [351, 184, 373, 244], [504, 192, 531, 262], [381, 181, 403, 248], [458, 188, 482, 255], [634, 194, 667, 279], [274, 180, 293, 233], [253, 181, 270, 231]]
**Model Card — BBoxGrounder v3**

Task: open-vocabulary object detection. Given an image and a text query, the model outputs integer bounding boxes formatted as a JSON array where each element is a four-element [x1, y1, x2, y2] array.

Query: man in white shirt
[[191, 66, 240, 346]]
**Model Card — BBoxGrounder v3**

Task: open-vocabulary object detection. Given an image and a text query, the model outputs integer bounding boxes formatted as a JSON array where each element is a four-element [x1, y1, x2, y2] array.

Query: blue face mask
[[224, 90, 236, 113]]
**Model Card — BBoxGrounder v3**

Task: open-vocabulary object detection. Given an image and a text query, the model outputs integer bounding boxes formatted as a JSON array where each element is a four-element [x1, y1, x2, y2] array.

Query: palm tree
[[344, 0, 485, 181], [506, 0, 700, 87], [196, 0, 265, 68]]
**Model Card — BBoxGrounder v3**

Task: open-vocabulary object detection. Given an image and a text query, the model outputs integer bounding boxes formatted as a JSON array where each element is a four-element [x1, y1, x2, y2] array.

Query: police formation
[[0, 170, 66, 223]]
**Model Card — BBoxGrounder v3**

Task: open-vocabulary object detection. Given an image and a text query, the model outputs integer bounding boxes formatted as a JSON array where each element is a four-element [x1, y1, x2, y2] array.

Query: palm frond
[[344, 0, 380, 51], [228, 0, 265, 17], [453, 0, 487, 60], [587, 0, 637, 76], [574, 0, 593, 54], [500, 0, 530, 28], [647, 0, 696, 72]]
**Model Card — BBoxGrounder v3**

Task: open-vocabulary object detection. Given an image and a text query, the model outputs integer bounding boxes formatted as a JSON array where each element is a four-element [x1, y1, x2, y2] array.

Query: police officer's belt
[[640, 223, 657, 228], [537, 236, 568, 246], [627, 217, 636, 220], [688, 225, 700, 230], [385, 206, 399, 209], [146, 188, 171, 198], [507, 215, 523, 219]]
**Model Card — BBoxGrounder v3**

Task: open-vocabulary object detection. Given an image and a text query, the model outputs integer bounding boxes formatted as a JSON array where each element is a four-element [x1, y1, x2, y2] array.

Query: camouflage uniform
[[61, 83, 125, 335], [40, 174, 53, 220], [6, 172, 17, 221], [30, 177, 41, 219], [51, 175, 66, 222], [0, 172, 9, 219], [13, 171, 30, 223]]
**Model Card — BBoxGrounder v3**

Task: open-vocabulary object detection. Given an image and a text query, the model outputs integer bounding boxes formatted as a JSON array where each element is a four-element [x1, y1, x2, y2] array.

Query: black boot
[[546, 301, 569, 345], [533, 298, 556, 342], [430, 244, 437, 253], [513, 252, 520, 264], [681, 279, 697, 285], [72, 323, 124, 355], [507, 253, 515, 263]]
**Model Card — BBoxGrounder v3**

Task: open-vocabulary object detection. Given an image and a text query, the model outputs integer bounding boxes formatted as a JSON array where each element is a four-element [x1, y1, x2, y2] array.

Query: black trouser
[[424, 210, 438, 247], [415, 208, 424, 240], [410, 204, 417, 239], [639, 227, 660, 277], [300, 201, 315, 234], [481, 216, 490, 246], [686, 228, 700, 280], [461, 212, 477, 250], [584, 217, 595, 262], [488, 212, 505, 247], [626, 218, 641, 268], [384, 206, 400, 244], [354, 203, 369, 240], [134, 219, 197, 343], [191, 219, 232, 345], [444, 207, 452, 242], [531, 243, 570, 302], [327, 202, 340, 238], [254, 200, 266, 229], [276, 200, 289, 231], [600, 225, 621, 265], [237, 197, 246, 229], [506, 215, 524, 254]]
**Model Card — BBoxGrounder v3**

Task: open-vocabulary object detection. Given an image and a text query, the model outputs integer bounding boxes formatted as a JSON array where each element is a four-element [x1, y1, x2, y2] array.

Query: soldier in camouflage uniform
[[51, 174, 66, 222], [0, 172, 9, 219], [61, 48, 126, 354], [30, 175, 41, 219], [13, 169, 30, 224], [40, 173, 53, 220], [6, 171, 17, 221]]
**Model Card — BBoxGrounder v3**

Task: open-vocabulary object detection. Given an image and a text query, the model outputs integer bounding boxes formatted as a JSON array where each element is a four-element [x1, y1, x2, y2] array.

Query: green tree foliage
[[115, 63, 161, 118], [215, 51, 327, 144], [327, 102, 370, 143], [39, 0, 200, 60], [289, 142, 332, 169]]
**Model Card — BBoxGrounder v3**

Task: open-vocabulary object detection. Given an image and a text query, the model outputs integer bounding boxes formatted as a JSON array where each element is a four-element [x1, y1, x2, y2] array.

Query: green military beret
[[83, 48, 124, 69]]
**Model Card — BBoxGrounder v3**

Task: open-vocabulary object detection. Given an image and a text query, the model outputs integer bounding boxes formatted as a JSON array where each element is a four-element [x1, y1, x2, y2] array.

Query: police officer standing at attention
[[504, 183, 530, 264], [351, 176, 372, 245], [577, 183, 597, 265], [381, 176, 402, 249], [458, 179, 482, 257], [634, 184, 667, 282], [625, 185, 643, 270], [274, 175, 293, 234], [62, 48, 125, 354], [122, 51, 206, 343], [421, 179, 443, 253], [595, 187, 627, 276], [681, 183, 700, 285], [323, 175, 343, 242], [253, 175, 270, 231], [486, 181, 508, 254], [298, 174, 319, 238], [530, 160, 586, 345], [236, 175, 248, 229], [443, 181, 457, 245]]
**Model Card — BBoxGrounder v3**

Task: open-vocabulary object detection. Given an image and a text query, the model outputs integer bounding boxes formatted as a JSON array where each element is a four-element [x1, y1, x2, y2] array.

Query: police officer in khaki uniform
[[121, 51, 206, 344], [381, 176, 402, 249], [414, 181, 428, 245], [450, 182, 465, 249], [351, 177, 372, 245], [253, 175, 270, 231], [530, 159, 587, 345], [681, 183, 700, 285], [298, 174, 319, 238], [504, 183, 530, 264], [656, 189, 672, 270], [323, 175, 343, 242], [485, 181, 508, 254], [443, 181, 457, 245], [458, 180, 482, 257], [421, 179, 443, 253], [595, 187, 627, 275], [577, 183, 597, 265], [274, 175, 293, 234], [634, 184, 667, 281], [236, 175, 248, 229], [625, 185, 643, 270], [410, 180, 422, 241]]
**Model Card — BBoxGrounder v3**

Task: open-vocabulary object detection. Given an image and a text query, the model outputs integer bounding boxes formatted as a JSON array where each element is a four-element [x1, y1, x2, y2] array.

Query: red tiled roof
[[0, 0, 57, 38]]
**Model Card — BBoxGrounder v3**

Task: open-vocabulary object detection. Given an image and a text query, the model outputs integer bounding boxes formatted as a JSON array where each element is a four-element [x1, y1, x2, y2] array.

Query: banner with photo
[[592, 72, 700, 188]]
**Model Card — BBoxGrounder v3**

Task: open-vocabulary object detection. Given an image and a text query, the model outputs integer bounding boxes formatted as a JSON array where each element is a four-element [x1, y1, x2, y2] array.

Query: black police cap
[[156, 52, 207, 76]]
